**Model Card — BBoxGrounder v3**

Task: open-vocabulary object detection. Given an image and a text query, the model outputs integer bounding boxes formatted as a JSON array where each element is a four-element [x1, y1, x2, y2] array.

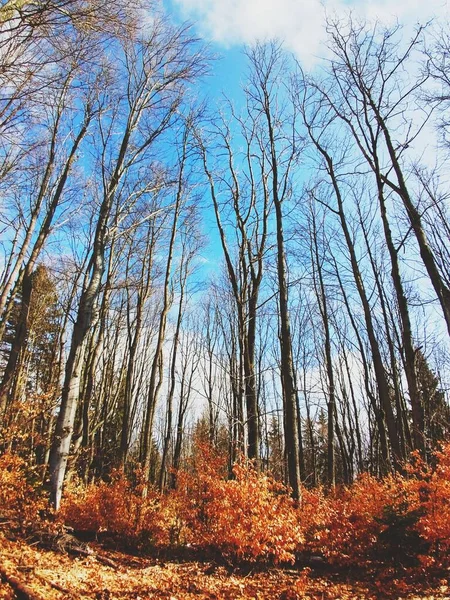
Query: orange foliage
[[299, 475, 383, 564], [5, 442, 450, 570], [0, 452, 45, 524], [60, 469, 172, 548], [61, 447, 302, 564], [299, 473, 419, 565], [174, 444, 302, 564], [408, 445, 450, 568], [298, 445, 450, 568]]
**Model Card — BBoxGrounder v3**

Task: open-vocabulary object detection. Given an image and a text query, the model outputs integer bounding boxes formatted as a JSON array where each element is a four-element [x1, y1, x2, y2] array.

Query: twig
[[0, 564, 45, 600]]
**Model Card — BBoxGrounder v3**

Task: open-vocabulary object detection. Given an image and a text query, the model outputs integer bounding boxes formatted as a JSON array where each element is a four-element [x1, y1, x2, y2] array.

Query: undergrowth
[[1, 443, 450, 568]]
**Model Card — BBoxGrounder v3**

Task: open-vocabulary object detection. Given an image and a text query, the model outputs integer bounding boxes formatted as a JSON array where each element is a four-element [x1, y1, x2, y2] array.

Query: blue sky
[[161, 0, 450, 282], [164, 0, 450, 74]]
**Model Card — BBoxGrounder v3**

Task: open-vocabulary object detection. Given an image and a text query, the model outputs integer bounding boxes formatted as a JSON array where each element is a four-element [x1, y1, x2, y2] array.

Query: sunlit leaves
[[3, 441, 450, 570]]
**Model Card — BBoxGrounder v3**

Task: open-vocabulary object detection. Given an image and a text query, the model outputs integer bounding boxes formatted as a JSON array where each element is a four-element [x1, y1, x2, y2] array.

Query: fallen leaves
[[1, 532, 449, 600], [3, 444, 450, 598]]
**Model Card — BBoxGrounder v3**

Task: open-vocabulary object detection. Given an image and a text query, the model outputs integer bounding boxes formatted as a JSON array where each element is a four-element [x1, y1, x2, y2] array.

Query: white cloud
[[171, 0, 449, 67], [172, 0, 326, 67]]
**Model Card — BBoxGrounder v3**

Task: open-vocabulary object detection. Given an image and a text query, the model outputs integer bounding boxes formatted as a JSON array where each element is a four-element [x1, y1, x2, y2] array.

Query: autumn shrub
[[296, 486, 330, 556], [298, 474, 390, 565], [61, 469, 172, 549], [409, 444, 450, 568], [299, 447, 450, 568], [174, 443, 302, 565], [0, 452, 45, 524], [299, 472, 428, 566], [57, 443, 450, 569]]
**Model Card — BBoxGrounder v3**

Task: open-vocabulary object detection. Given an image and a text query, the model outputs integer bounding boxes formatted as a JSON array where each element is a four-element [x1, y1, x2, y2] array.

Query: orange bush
[[299, 474, 390, 565], [174, 444, 302, 564], [0, 452, 45, 524], [298, 447, 450, 568], [56, 443, 450, 569], [410, 444, 450, 568], [60, 469, 171, 548]]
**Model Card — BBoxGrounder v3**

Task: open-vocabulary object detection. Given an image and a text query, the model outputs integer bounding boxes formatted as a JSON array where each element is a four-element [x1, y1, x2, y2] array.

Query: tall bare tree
[[246, 42, 302, 498], [49, 19, 208, 509], [198, 100, 271, 463]]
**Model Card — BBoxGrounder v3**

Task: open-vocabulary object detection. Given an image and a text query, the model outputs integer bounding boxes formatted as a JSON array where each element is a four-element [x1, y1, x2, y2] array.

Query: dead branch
[[0, 564, 45, 600]]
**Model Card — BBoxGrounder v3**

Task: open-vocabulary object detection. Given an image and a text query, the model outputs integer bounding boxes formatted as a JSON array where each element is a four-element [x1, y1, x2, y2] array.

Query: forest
[[1, 0, 450, 597]]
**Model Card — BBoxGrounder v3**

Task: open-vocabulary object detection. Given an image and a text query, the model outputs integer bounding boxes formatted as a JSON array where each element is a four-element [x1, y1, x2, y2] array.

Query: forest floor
[[1, 531, 450, 600]]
